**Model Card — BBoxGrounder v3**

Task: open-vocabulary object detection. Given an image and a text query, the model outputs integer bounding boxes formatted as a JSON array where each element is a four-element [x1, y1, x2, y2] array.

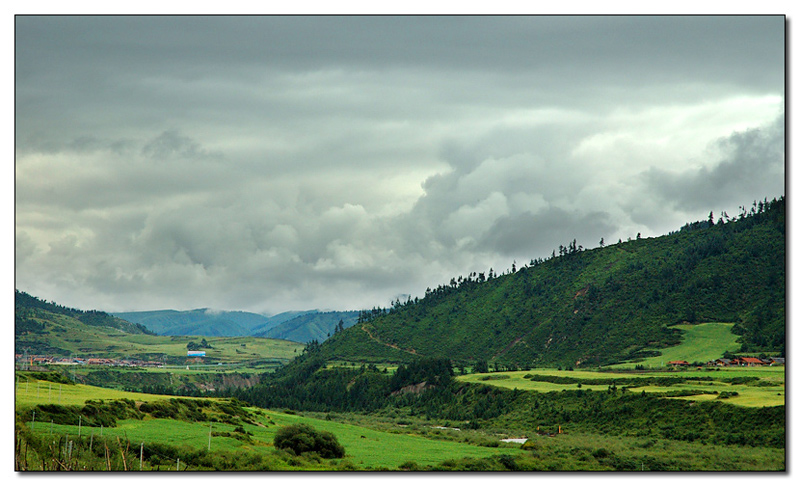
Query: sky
[[13, 15, 786, 316]]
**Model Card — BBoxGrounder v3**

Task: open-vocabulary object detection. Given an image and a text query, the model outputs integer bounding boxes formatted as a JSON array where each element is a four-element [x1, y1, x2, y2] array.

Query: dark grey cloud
[[642, 111, 785, 213], [478, 209, 617, 257], [14, 16, 785, 314]]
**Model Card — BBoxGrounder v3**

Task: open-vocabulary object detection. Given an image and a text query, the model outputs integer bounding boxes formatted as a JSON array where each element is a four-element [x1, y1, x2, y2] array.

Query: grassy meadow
[[611, 322, 742, 369], [15, 371, 785, 471], [457, 366, 785, 408], [455, 321, 784, 408], [15, 377, 523, 470], [15, 375, 179, 408]]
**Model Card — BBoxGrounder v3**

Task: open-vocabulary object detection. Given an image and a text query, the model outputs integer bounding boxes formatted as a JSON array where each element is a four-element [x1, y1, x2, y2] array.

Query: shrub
[[273, 423, 345, 458], [398, 460, 419, 470]]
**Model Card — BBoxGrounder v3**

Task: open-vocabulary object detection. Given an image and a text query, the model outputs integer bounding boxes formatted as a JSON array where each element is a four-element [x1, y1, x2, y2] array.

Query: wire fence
[[17, 404, 215, 471]]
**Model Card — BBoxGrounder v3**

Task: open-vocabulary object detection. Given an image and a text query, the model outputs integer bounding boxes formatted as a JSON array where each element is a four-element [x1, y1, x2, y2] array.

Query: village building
[[739, 357, 765, 366], [667, 360, 690, 367]]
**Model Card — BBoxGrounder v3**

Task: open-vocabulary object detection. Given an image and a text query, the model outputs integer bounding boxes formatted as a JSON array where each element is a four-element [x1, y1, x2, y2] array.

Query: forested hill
[[15, 290, 154, 336], [254, 311, 359, 343], [319, 197, 785, 368]]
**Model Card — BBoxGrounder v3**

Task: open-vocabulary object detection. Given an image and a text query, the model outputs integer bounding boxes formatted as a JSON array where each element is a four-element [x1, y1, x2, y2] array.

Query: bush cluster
[[273, 423, 345, 458]]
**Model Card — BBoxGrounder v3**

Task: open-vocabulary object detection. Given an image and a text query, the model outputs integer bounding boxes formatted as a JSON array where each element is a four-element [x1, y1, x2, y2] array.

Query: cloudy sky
[[14, 15, 785, 315]]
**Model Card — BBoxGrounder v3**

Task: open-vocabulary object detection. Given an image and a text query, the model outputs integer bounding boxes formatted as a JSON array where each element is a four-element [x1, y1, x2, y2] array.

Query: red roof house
[[739, 357, 765, 366], [667, 360, 690, 366]]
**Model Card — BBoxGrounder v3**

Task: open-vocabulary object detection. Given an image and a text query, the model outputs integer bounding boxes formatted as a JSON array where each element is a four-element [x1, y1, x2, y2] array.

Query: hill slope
[[16, 290, 153, 338], [15, 291, 303, 361], [255, 311, 359, 343], [319, 197, 785, 368]]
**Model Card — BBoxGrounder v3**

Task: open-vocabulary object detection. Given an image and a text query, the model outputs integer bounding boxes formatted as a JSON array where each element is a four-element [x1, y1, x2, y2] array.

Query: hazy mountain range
[[112, 308, 357, 343]]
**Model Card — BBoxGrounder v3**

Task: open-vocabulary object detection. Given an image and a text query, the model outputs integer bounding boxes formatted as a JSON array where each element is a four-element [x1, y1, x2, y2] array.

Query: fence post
[[140, 442, 144, 471]]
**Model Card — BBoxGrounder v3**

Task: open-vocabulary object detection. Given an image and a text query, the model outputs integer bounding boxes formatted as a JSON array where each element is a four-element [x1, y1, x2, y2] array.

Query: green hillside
[[16, 290, 153, 336], [256, 311, 359, 343], [320, 197, 785, 368]]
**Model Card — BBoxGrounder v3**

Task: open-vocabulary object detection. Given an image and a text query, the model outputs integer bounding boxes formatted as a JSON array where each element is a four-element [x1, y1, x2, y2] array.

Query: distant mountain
[[319, 197, 785, 368], [113, 309, 309, 337], [256, 311, 359, 343], [248, 311, 311, 336]]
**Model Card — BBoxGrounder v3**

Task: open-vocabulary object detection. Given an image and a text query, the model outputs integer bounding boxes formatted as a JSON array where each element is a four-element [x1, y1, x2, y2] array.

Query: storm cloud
[[14, 16, 785, 314]]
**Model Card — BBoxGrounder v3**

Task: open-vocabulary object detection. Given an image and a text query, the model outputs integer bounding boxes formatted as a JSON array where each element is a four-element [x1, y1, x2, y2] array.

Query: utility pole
[[208, 422, 212, 451], [78, 415, 82, 438], [31, 411, 35, 430], [140, 443, 144, 471]]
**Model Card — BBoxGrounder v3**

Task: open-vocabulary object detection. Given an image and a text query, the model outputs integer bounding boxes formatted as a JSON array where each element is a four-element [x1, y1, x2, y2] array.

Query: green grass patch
[[14, 378, 183, 408], [16, 379, 524, 470], [612, 322, 741, 368], [457, 367, 784, 408]]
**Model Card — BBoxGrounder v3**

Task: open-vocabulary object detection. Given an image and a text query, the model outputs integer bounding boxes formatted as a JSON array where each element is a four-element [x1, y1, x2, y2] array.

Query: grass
[[17, 311, 304, 364], [511, 430, 784, 471], [15, 378, 523, 470], [14, 377, 182, 407], [16, 376, 784, 471], [611, 322, 742, 368], [457, 367, 785, 408]]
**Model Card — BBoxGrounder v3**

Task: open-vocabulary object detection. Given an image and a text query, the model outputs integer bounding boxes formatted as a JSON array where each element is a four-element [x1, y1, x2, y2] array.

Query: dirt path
[[360, 324, 419, 355]]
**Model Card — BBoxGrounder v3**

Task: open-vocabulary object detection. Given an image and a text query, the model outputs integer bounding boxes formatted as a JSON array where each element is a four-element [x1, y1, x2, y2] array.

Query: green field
[[15, 378, 522, 470], [457, 366, 785, 408], [15, 373, 785, 471], [15, 377, 178, 407], [612, 322, 742, 368]]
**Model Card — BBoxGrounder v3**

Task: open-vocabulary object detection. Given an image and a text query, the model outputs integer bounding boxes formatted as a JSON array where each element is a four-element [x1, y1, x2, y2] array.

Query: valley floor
[[14, 371, 785, 471]]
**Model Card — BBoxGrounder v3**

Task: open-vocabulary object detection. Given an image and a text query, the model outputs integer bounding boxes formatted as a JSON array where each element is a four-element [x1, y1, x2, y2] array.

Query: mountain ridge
[[255, 310, 359, 343], [112, 309, 309, 337]]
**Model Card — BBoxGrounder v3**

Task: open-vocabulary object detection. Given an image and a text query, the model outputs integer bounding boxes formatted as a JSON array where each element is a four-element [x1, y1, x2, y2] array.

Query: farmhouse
[[667, 360, 690, 367], [739, 357, 765, 367], [87, 358, 115, 365]]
